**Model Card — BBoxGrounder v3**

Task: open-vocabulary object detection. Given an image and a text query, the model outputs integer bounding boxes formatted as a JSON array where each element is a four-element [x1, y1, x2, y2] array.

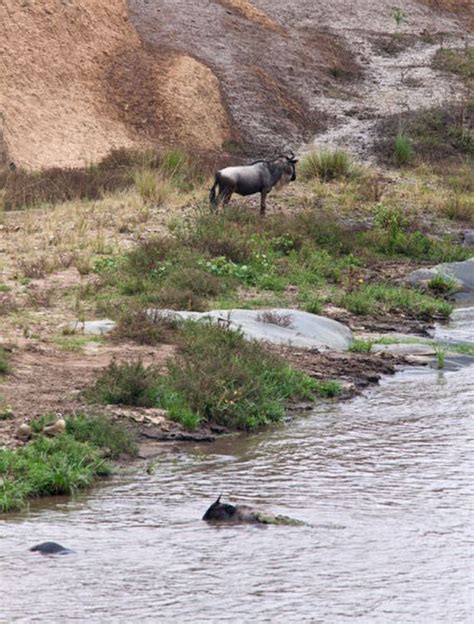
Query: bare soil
[[1, 0, 471, 167]]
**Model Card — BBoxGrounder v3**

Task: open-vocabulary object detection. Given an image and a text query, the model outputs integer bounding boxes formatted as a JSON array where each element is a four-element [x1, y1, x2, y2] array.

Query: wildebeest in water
[[209, 152, 298, 215], [202, 496, 304, 526], [30, 541, 74, 555]]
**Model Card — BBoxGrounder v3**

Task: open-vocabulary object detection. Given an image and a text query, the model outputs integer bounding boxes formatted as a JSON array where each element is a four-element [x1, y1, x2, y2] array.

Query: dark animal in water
[[202, 496, 304, 526], [209, 152, 298, 215], [30, 542, 74, 555]]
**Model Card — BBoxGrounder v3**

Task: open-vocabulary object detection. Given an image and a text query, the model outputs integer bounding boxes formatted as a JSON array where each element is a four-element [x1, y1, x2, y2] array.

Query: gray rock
[[371, 343, 436, 356], [407, 258, 474, 295], [66, 320, 116, 335], [463, 230, 474, 247], [148, 308, 353, 351]]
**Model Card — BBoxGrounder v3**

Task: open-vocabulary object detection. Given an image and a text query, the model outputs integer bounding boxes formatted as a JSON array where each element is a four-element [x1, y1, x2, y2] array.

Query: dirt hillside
[[0, 0, 229, 168], [0, 0, 471, 168]]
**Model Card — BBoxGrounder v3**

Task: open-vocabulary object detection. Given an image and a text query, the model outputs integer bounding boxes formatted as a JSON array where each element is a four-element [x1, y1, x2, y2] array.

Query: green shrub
[[164, 321, 317, 430], [393, 132, 413, 165], [299, 149, 352, 181], [111, 308, 177, 345], [66, 414, 137, 458], [85, 360, 161, 407]]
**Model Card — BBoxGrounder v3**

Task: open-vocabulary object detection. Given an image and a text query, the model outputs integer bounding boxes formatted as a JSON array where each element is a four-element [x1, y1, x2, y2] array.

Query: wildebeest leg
[[222, 188, 233, 206], [260, 191, 267, 216]]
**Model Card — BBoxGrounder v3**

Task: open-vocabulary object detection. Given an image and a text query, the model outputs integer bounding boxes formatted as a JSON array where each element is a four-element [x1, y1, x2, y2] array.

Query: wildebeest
[[30, 542, 74, 555], [209, 152, 298, 215], [202, 496, 304, 526]]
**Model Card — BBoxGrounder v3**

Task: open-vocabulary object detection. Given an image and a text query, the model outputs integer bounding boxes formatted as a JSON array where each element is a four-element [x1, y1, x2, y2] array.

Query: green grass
[[0, 435, 109, 513], [65, 414, 138, 458], [349, 339, 373, 353], [88, 207, 466, 327], [53, 335, 104, 351], [340, 284, 453, 319], [299, 149, 352, 181], [393, 132, 413, 165], [0, 414, 137, 512], [427, 274, 457, 295], [86, 322, 337, 431], [435, 345, 446, 369], [0, 347, 10, 375]]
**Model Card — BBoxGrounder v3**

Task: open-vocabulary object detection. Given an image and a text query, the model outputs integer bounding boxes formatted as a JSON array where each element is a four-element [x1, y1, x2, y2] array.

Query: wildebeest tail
[[209, 176, 219, 207]]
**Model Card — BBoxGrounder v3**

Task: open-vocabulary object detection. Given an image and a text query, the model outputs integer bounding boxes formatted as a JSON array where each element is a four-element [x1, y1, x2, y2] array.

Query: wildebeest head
[[202, 495, 238, 522], [273, 151, 298, 188]]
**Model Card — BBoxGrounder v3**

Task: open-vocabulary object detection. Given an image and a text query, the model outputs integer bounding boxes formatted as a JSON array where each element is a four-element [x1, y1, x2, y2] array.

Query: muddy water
[[1, 318, 473, 623]]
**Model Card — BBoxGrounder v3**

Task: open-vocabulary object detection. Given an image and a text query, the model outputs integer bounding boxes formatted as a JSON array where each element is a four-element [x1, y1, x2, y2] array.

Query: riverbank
[[0, 147, 472, 511]]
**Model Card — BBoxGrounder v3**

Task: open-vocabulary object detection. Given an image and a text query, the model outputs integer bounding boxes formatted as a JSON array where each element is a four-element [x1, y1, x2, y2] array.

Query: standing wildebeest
[[209, 152, 298, 215]]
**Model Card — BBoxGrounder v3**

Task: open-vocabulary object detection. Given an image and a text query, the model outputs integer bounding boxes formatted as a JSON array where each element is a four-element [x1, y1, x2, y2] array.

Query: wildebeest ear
[[215, 495, 222, 504]]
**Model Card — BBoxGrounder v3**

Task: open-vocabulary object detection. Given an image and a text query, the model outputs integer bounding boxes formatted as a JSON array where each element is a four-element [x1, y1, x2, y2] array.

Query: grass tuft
[[393, 132, 413, 165], [299, 149, 352, 181], [85, 360, 161, 408]]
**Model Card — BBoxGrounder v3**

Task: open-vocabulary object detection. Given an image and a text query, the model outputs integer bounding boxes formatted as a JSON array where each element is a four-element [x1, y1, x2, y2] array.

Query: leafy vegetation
[[0, 414, 137, 512], [349, 339, 373, 353], [86, 322, 337, 431], [0, 434, 109, 513], [92, 204, 467, 324], [85, 360, 161, 408]]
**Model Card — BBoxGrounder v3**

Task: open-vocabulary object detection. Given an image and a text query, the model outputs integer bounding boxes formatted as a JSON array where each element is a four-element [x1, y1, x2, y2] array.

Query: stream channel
[[1, 308, 473, 623]]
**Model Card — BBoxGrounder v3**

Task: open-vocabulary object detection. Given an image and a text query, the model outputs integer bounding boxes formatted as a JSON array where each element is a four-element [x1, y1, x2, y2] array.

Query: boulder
[[64, 319, 116, 335], [406, 258, 474, 296], [148, 308, 353, 351]]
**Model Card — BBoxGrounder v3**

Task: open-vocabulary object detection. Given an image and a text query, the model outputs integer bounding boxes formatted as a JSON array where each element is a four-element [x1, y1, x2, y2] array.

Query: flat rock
[[371, 343, 436, 356], [148, 308, 353, 351], [66, 319, 116, 335]]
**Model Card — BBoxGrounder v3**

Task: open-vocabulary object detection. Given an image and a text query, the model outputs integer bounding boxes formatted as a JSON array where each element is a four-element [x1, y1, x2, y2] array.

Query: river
[[1, 310, 473, 623]]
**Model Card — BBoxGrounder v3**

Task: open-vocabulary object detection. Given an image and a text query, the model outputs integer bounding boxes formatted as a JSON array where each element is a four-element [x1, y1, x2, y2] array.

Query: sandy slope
[[0, 0, 229, 168], [0, 0, 471, 168]]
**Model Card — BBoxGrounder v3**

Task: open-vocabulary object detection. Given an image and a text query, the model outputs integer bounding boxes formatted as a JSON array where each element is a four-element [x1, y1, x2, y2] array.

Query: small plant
[[391, 6, 405, 29], [435, 345, 446, 369], [349, 339, 373, 353], [0, 433, 112, 513], [85, 360, 161, 408], [303, 297, 323, 315], [313, 380, 343, 398], [299, 149, 352, 182], [0, 348, 10, 375], [134, 169, 173, 206], [427, 274, 457, 295], [393, 132, 413, 165], [111, 308, 177, 346], [257, 311, 294, 328]]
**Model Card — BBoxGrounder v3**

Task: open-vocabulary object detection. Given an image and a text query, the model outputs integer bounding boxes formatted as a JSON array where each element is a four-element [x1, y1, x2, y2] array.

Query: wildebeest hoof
[[30, 541, 74, 555]]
